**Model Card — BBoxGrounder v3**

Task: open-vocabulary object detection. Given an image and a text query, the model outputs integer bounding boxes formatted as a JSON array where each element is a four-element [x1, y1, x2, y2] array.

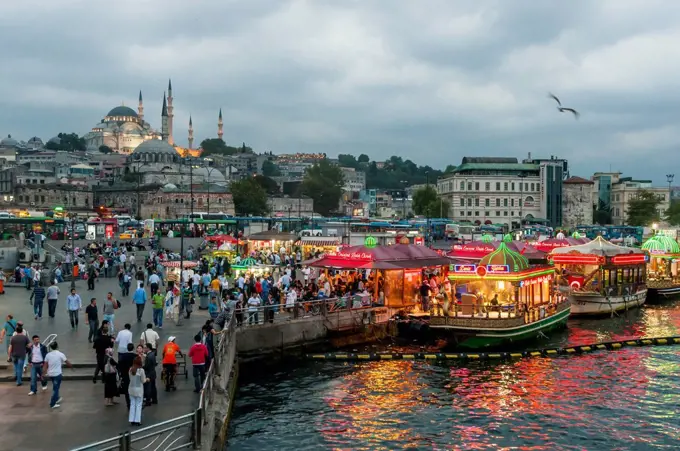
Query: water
[[228, 301, 680, 450]]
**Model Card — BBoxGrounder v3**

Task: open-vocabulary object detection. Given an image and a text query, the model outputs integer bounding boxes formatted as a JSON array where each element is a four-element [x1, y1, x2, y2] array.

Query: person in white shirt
[[237, 275, 245, 290], [140, 324, 160, 351], [285, 289, 297, 311], [148, 272, 161, 295], [43, 342, 71, 409], [192, 273, 201, 294], [129, 254, 136, 271], [247, 294, 261, 325], [115, 323, 133, 360], [119, 252, 127, 270]]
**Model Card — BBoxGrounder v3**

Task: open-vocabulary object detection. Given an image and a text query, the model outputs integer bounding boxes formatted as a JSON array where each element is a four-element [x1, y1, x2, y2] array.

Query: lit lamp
[[652, 223, 658, 233]]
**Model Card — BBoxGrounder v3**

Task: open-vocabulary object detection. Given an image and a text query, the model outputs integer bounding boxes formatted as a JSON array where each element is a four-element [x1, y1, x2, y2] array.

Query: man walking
[[30, 282, 46, 320], [115, 323, 133, 361], [188, 334, 209, 393], [140, 323, 160, 352], [151, 289, 164, 328], [66, 288, 82, 329], [102, 292, 118, 334], [8, 325, 29, 385], [46, 280, 60, 319], [85, 298, 99, 343], [143, 343, 158, 406], [148, 271, 160, 295], [161, 336, 181, 392], [44, 341, 72, 409], [27, 335, 48, 395], [93, 323, 113, 383], [133, 283, 148, 322]]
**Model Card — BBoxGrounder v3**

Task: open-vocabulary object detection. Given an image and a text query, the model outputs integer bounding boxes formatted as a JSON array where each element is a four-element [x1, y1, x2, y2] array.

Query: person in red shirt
[[188, 335, 209, 393], [162, 337, 182, 392]]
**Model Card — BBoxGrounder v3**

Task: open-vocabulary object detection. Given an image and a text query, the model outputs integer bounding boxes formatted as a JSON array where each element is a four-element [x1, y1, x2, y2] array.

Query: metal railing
[[232, 297, 378, 327], [71, 315, 238, 451]]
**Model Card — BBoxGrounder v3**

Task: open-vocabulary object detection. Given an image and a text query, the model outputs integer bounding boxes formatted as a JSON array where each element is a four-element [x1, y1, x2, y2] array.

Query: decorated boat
[[641, 235, 680, 302], [429, 242, 570, 349], [550, 236, 648, 316]]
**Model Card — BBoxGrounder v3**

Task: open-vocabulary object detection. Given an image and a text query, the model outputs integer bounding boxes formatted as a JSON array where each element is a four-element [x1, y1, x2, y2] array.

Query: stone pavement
[[0, 276, 210, 451]]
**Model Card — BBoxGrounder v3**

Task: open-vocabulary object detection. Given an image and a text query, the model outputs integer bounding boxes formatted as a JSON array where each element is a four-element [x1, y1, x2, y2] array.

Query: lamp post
[[518, 173, 527, 229], [132, 156, 149, 219], [68, 212, 76, 290], [400, 180, 408, 219], [667, 174, 674, 210], [204, 166, 219, 213], [425, 171, 430, 243]]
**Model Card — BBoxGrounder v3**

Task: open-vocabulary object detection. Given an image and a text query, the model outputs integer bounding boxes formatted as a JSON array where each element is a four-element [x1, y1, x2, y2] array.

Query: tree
[[230, 178, 269, 216], [412, 185, 450, 218], [262, 159, 281, 177], [199, 138, 244, 157], [99, 145, 113, 154], [301, 159, 345, 216], [444, 164, 457, 174], [357, 154, 370, 163], [44, 132, 86, 152], [626, 190, 662, 226], [253, 174, 280, 195], [665, 201, 680, 226], [337, 154, 359, 169]]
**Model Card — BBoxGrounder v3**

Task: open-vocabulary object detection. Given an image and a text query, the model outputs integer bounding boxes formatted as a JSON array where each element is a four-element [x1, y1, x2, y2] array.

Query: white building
[[340, 167, 366, 192], [268, 196, 314, 218], [562, 176, 594, 228], [437, 157, 544, 228]]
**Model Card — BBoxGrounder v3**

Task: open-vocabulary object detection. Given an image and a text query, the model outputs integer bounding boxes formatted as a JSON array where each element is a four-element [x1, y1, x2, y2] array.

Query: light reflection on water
[[229, 302, 680, 450]]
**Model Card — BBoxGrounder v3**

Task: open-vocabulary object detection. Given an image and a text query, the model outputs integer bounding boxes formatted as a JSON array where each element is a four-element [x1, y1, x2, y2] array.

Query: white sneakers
[[28, 391, 35, 395]]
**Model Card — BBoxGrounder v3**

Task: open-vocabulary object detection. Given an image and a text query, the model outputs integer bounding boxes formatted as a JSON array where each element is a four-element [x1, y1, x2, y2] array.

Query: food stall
[[309, 244, 451, 309], [160, 260, 199, 288], [246, 231, 297, 255], [232, 257, 275, 279], [295, 236, 341, 257], [429, 242, 569, 349], [550, 236, 648, 316], [641, 235, 680, 301]]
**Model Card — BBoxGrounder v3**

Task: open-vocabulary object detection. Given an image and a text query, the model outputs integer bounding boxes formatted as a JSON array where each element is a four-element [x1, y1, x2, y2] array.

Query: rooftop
[[564, 176, 594, 185], [461, 157, 518, 164], [451, 162, 539, 175]]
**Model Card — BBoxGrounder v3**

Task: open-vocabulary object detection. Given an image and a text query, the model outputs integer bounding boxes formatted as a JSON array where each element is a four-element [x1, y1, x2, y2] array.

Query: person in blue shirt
[[133, 282, 148, 322], [1, 315, 18, 361], [201, 273, 211, 295]]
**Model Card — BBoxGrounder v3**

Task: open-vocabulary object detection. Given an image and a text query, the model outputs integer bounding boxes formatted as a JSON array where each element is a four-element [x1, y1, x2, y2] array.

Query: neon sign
[[486, 264, 510, 274], [611, 254, 647, 265], [325, 251, 373, 260], [550, 254, 605, 265], [519, 274, 553, 287], [453, 264, 476, 273]]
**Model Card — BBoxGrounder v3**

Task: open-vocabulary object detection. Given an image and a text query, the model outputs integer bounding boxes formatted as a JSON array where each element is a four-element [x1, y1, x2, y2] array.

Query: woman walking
[[103, 349, 118, 406], [128, 356, 148, 426]]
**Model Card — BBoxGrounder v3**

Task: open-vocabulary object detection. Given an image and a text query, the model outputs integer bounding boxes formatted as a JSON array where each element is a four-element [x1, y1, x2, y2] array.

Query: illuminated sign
[[476, 265, 487, 277], [364, 236, 377, 248], [453, 264, 476, 273], [611, 254, 647, 265], [326, 251, 373, 260], [550, 254, 605, 265], [519, 274, 553, 287], [486, 264, 510, 274]]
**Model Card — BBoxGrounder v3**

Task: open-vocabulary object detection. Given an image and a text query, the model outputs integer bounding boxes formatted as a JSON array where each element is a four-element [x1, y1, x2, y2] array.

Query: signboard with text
[[486, 264, 510, 274], [453, 264, 477, 274]]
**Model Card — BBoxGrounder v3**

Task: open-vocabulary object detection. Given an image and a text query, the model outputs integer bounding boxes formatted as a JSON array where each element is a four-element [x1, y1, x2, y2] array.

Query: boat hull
[[646, 283, 680, 303], [569, 289, 647, 316], [428, 303, 571, 349]]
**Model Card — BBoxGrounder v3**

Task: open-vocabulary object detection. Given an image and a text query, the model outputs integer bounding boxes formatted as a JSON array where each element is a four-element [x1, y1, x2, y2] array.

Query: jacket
[[143, 350, 157, 379]]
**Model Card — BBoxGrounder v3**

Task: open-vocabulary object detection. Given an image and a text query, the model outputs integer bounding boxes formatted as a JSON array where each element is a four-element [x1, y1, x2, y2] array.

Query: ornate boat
[[429, 242, 570, 349], [550, 236, 648, 316], [641, 235, 680, 302]]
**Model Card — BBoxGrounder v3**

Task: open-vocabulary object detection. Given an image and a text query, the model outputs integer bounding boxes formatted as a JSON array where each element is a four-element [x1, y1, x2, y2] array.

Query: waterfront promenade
[[0, 276, 209, 451]]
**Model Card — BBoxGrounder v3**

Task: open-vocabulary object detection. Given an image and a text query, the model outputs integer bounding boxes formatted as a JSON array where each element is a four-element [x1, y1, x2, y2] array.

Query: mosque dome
[[106, 106, 138, 118], [133, 139, 178, 156], [193, 166, 227, 183], [48, 136, 62, 145], [163, 183, 178, 191], [27, 136, 43, 145], [0, 135, 18, 147]]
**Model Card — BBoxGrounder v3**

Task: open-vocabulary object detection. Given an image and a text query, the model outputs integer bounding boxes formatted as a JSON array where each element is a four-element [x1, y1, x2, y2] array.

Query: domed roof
[[132, 139, 178, 155], [163, 183, 178, 191], [193, 166, 227, 182], [0, 134, 18, 147], [48, 136, 61, 144], [479, 242, 529, 272], [642, 236, 680, 254], [27, 136, 42, 144], [106, 106, 138, 118]]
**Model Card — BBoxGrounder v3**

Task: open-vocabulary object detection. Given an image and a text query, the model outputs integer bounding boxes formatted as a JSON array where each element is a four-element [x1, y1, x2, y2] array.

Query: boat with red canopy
[[448, 235, 546, 262]]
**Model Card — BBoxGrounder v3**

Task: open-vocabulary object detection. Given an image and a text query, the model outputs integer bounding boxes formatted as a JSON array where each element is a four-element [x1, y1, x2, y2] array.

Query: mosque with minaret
[[83, 79, 222, 158]]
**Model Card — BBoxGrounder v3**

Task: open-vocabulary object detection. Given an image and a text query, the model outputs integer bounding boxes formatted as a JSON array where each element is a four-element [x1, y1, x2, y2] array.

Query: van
[[114, 215, 132, 226]]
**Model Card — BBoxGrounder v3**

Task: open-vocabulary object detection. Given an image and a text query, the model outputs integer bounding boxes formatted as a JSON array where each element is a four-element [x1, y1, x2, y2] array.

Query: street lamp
[[132, 156, 150, 219], [204, 165, 219, 213], [400, 180, 408, 219], [68, 211, 76, 290], [425, 171, 430, 243], [518, 173, 527, 229], [667, 174, 674, 209]]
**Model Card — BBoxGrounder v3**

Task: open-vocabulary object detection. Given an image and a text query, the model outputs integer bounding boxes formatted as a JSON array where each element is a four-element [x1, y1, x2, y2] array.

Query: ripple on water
[[229, 302, 680, 450]]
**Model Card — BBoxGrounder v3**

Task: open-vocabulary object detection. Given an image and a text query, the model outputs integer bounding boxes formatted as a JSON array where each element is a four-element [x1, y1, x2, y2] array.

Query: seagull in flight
[[548, 92, 579, 119]]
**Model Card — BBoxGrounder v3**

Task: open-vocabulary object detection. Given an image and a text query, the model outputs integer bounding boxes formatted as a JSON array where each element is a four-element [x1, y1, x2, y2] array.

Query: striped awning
[[296, 237, 340, 246]]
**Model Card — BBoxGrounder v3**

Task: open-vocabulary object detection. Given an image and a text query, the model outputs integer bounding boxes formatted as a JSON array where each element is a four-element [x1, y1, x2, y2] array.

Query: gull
[[548, 92, 561, 107], [558, 107, 580, 119]]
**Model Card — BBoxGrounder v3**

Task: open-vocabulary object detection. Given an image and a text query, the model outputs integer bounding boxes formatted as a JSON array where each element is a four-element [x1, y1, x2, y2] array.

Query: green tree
[[626, 190, 662, 226], [357, 154, 370, 163], [665, 201, 680, 226], [253, 174, 280, 195], [412, 185, 450, 218], [301, 159, 344, 216], [99, 145, 113, 154], [230, 178, 269, 216], [337, 154, 359, 169], [199, 138, 244, 157], [262, 159, 281, 177], [44, 133, 86, 152], [444, 164, 457, 174]]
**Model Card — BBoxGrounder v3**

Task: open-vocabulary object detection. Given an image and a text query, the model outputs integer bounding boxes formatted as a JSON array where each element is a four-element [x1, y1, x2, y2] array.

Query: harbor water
[[228, 300, 680, 450]]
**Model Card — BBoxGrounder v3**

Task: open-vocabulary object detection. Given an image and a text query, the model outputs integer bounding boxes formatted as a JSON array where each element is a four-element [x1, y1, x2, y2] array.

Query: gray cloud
[[0, 0, 678, 183]]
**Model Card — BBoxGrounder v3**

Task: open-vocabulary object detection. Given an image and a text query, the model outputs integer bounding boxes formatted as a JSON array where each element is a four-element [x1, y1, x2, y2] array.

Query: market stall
[[246, 230, 297, 256], [161, 260, 199, 287], [550, 236, 648, 315], [641, 235, 680, 301], [429, 242, 569, 349], [295, 236, 341, 258], [309, 244, 451, 309]]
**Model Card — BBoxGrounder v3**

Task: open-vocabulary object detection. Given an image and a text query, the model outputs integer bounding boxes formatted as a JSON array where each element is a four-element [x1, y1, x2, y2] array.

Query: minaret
[[188, 116, 194, 149], [167, 79, 174, 144], [161, 92, 169, 142], [138, 90, 144, 122], [217, 108, 223, 141]]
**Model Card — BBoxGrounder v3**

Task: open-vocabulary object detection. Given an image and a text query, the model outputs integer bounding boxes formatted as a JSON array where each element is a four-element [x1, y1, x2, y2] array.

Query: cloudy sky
[[1, 0, 678, 183]]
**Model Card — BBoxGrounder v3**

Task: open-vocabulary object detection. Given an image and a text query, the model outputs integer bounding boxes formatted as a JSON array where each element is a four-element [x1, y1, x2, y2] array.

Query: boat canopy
[[478, 242, 529, 272], [550, 236, 644, 257], [642, 236, 680, 255]]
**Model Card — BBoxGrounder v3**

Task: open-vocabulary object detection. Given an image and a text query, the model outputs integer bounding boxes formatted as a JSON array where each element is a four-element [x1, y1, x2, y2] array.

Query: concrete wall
[[158, 237, 204, 253], [236, 316, 328, 354]]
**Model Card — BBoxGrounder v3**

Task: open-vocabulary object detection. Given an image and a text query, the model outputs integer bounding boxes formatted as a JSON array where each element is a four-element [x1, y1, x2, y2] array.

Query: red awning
[[206, 235, 240, 243], [448, 240, 547, 261], [308, 244, 450, 270]]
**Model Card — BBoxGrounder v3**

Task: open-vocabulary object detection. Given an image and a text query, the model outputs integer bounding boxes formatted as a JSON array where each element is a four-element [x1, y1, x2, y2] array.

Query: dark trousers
[[68, 309, 79, 327], [47, 299, 57, 318], [94, 353, 106, 379], [150, 283, 158, 295], [122, 283, 130, 296], [163, 363, 177, 390], [193, 365, 206, 392], [144, 377, 158, 404], [33, 300, 43, 318], [120, 376, 130, 408], [136, 304, 145, 322], [87, 277, 95, 290], [88, 319, 98, 342]]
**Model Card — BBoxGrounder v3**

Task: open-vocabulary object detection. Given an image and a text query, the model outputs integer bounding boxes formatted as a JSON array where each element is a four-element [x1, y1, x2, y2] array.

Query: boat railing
[[431, 295, 568, 325]]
